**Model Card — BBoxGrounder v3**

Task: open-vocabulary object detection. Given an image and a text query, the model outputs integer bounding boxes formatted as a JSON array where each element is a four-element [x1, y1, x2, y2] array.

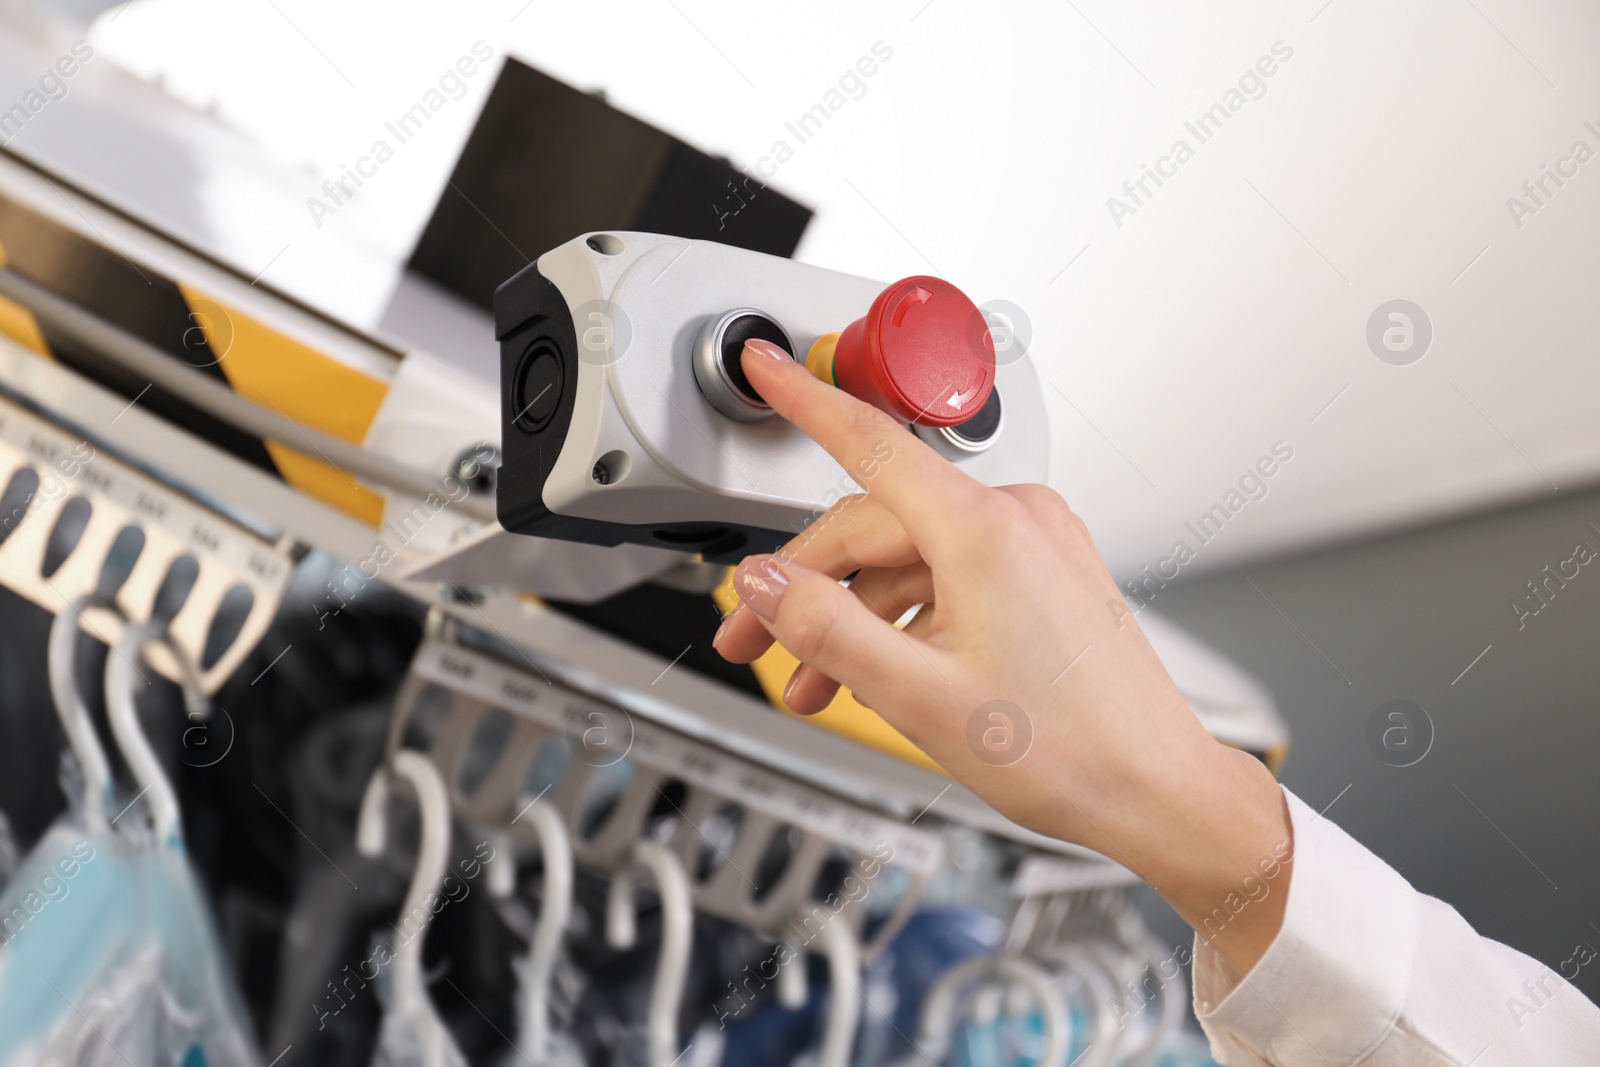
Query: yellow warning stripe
[[181, 283, 388, 527], [0, 241, 50, 358], [0, 294, 49, 358]]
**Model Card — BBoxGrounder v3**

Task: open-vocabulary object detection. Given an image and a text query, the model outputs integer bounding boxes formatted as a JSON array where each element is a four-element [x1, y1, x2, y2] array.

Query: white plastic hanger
[[605, 840, 692, 1067], [771, 916, 863, 1067], [809, 913, 863, 1067], [1099, 897, 1187, 1067], [1016, 892, 1124, 1067], [104, 619, 208, 843], [777, 939, 808, 1010], [356, 750, 454, 1016], [72, 618, 265, 1067], [1043, 944, 1119, 1067], [486, 830, 516, 899], [905, 954, 1073, 1067], [498, 803, 574, 1067], [356, 750, 469, 1067], [47, 593, 122, 831]]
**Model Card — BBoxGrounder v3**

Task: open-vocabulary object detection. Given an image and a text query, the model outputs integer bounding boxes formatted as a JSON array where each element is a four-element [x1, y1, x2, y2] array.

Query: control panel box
[[496, 232, 1049, 562]]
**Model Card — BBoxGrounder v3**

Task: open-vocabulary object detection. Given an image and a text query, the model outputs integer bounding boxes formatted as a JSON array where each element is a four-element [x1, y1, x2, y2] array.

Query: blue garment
[[719, 907, 1005, 1067]]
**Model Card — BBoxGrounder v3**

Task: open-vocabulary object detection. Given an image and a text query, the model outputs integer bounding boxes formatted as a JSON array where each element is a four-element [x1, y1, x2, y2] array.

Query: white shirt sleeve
[[1192, 787, 1600, 1066]]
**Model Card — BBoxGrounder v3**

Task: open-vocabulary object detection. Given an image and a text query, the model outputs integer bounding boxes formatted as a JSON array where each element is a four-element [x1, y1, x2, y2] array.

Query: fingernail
[[734, 555, 789, 622], [712, 609, 738, 652], [743, 338, 790, 363], [781, 670, 803, 708]]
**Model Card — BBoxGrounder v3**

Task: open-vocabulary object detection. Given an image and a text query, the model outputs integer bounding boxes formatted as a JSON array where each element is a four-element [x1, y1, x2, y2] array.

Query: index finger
[[740, 339, 993, 554]]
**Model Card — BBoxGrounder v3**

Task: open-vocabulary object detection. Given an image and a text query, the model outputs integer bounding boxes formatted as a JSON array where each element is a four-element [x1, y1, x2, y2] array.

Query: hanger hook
[[791, 910, 862, 1067], [776, 940, 808, 1010], [911, 954, 1073, 1067], [508, 802, 573, 1065], [357, 750, 454, 1008], [605, 840, 692, 1067], [1039, 943, 1120, 1067], [48, 594, 123, 831], [104, 618, 207, 843]]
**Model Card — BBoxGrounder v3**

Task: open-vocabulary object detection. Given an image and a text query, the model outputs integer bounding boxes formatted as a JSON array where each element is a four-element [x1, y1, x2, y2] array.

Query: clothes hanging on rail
[[0, 782, 259, 1067]]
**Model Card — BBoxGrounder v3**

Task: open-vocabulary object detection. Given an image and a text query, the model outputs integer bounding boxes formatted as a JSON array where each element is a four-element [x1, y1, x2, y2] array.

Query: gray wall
[[1148, 484, 1600, 1005]]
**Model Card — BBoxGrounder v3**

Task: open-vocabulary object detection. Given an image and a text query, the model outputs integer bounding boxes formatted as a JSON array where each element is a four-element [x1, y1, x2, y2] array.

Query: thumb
[[731, 554, 945, 708]]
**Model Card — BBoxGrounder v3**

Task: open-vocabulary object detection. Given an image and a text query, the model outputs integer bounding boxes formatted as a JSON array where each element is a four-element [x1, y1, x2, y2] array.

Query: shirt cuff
[[1192, 787, 1418, 1066]]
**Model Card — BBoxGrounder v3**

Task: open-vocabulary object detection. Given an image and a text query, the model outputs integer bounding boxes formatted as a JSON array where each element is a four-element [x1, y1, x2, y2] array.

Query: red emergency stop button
[[826, 276, 995, 427]]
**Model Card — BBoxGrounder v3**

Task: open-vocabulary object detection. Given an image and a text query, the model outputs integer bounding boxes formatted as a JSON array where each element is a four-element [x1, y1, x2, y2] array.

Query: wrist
[[1066, 734, 1294, 973], [1148, 743, 1294, 972]]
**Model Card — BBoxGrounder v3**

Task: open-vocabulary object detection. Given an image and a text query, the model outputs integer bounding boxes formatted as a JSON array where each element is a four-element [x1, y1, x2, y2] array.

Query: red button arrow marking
[[947, 384, 982, 409], [890, 285, 933, 328]]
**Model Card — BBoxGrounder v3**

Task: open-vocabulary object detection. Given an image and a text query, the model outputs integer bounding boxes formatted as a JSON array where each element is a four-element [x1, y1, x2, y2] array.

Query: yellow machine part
[[713, 568, 1287, 778], [712, 567, 946, 775]]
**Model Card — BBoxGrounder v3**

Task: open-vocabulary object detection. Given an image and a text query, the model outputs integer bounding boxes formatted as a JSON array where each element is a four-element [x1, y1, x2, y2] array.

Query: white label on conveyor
[[410, 639, 943, 874], [0, 398, 288, 589]]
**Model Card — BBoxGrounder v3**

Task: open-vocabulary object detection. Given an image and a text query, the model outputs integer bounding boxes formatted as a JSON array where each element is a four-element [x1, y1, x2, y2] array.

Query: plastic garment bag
[[0, 611, 260, 1067], [0, 820, 260, 1067], [357, 750, 469, 1067]]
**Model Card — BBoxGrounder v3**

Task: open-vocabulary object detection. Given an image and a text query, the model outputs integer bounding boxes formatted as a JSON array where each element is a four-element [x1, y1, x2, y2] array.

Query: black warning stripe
[[0, 193, 280, 476]]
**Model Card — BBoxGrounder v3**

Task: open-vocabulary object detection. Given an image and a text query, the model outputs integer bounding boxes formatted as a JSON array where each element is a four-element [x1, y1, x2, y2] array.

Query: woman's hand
[[714, 338, 1294, 972]]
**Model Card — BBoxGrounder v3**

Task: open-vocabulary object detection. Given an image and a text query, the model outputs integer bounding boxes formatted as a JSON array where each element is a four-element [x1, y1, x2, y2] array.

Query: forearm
[[1145, 744, 1294, 973], [1047, 731, 1294, 975]]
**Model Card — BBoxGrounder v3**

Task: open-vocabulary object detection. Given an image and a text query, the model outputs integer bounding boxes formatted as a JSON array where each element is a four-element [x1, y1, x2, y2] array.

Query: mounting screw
[[453, 444, 502, 496], [439, 583, 484, 606]]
